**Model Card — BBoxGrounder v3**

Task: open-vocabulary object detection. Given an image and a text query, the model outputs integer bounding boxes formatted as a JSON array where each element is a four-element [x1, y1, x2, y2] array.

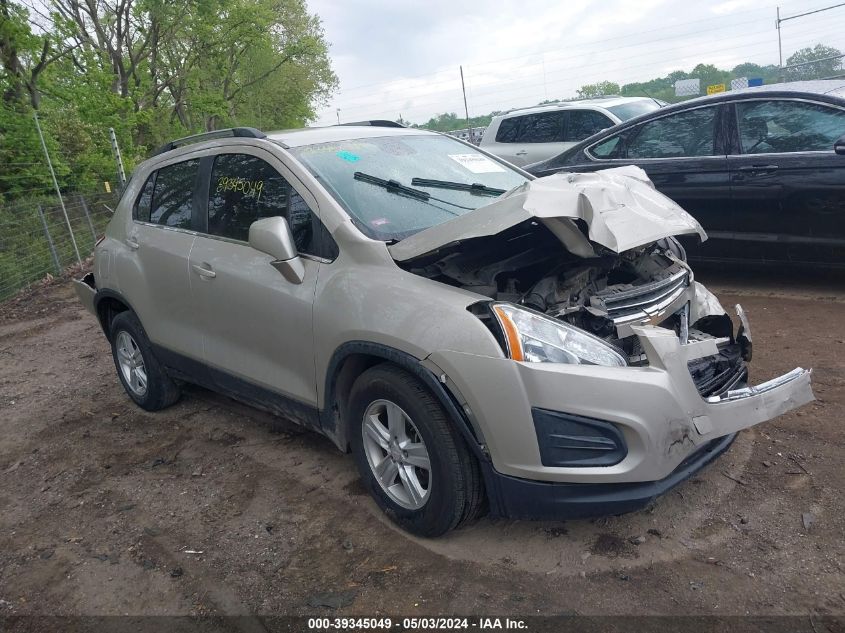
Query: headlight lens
[[492, 303, 627, 367]]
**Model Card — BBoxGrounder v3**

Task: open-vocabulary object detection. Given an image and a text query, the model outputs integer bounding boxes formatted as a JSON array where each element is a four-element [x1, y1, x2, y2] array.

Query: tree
[[0, 0, 78, 109], [785, 44, 842, 81], [0, 0, 337, 200], [577, 81, 620, 99], [43, 0, 336, 134], [418, 111, 493, 133]]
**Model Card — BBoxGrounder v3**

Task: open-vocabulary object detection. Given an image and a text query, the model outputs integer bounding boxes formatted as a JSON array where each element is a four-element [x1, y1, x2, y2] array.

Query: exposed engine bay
[[400, 219, 751, 397]]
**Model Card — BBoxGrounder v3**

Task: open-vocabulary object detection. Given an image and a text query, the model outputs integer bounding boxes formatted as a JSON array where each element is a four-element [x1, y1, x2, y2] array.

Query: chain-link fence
[[0, 188, 118, 301]]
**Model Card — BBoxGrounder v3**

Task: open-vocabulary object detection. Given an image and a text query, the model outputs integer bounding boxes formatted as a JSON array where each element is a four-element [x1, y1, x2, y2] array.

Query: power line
[[328, 0, 824, 101], [330, 22, 843, 121], [333, 0, 817, 95], [333, 13, 772, 106]]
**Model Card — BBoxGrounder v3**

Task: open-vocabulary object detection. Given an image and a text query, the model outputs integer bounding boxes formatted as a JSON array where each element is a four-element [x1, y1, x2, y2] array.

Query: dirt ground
[[0, 269, 843, 621]]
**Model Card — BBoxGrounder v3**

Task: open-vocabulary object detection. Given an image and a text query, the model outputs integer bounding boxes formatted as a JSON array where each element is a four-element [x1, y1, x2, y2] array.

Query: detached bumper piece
[[73, 273, 97, 316], [483, 432, 737, 520]]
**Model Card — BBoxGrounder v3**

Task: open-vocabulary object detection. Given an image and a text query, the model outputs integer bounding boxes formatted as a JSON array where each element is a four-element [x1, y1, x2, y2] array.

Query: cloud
[[307, 0, 843, 126]]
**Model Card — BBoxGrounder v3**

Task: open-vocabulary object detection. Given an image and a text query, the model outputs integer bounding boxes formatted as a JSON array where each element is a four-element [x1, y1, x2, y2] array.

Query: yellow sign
[[104, 181, 111, 193], [707, 83, 726, 95]]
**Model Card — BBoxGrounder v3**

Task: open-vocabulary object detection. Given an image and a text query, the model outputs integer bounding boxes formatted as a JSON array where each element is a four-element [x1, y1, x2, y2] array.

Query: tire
[[109, 311, 180, 411], [348, 364, 483, 537]]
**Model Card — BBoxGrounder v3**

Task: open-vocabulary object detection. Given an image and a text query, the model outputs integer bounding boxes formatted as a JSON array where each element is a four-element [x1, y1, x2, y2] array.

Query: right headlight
[[491, 303, 627, 367]]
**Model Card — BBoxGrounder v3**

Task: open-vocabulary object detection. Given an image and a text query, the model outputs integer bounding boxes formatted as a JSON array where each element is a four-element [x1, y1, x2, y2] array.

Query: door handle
[[125, 237, 139, 250], [737, 164, 778, 174], [191, 263, 216, 279], [515, 150, 528, 156]]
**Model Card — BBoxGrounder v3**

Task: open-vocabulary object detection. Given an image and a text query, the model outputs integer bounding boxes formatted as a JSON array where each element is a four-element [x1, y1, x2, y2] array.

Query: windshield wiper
[[353, 172, 431, 201], [353, 172, 474, 211], [410, 177, 506, 197]]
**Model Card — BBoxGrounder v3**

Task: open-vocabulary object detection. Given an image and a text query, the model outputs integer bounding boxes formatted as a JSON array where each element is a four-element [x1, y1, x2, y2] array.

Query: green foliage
[[785, 44, 843, 81], [0, 0, 336, 298], [577, 81, 621, 98], [0, 0, 337, 201], [416, 111, 496, 132]]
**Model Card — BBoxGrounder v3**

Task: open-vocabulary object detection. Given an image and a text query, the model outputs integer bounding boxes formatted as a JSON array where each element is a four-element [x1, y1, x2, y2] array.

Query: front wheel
[[348, 364, 483, 537]]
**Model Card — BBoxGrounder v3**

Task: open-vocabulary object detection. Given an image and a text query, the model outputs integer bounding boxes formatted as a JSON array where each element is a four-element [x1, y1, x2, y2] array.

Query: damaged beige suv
[[75, 124, 814, 536]]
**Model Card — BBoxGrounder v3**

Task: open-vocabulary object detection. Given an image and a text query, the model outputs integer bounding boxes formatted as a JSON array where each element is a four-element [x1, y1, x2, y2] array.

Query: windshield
[[607, 100, 662, 121], [291, 134, 528, 241]]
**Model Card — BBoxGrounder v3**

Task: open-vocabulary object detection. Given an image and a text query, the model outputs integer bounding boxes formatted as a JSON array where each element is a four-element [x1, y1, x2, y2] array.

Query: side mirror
[[248, 217, 304, 284], [835, 134, 845, 155]]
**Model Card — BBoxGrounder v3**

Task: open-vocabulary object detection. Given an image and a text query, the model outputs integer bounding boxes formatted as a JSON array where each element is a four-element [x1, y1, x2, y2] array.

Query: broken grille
[[592, 269, 690, 326]]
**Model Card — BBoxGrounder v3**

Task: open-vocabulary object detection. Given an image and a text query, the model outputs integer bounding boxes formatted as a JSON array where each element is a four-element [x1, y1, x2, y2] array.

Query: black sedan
[[525, 81, 845, 267]]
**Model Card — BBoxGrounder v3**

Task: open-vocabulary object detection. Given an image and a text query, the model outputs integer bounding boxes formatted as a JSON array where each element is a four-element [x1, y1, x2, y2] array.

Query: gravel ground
[[0, 270, 843, 622]]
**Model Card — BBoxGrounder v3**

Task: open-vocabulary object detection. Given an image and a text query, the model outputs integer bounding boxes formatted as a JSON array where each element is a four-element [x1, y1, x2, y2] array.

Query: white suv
[[480, 97, 664, 166]]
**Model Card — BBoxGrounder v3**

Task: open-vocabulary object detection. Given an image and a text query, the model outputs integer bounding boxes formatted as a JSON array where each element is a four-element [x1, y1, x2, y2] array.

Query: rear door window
[[520, 112, 567, 143], [625, 107, 718, 159], [149, 159, 200, 229], [566, 110, 612, 141], [736, 99, 845, 154], [495, 112, 567, 143]]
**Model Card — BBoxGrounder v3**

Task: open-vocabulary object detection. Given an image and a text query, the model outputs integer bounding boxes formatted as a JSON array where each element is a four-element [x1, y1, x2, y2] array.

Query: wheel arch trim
[[320, 341, 489, 461], [93, 289, 138, 339]]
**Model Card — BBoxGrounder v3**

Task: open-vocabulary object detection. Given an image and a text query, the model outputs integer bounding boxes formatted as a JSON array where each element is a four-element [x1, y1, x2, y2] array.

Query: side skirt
[[151, 345, 322, 432]]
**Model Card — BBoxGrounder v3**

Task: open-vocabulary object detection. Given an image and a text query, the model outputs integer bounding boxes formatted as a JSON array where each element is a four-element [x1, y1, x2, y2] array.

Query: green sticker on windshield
[[336, 150, 360, 162]]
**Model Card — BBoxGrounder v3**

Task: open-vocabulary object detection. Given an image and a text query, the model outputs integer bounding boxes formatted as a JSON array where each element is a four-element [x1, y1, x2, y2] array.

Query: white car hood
[[388, 166, 708, 262]]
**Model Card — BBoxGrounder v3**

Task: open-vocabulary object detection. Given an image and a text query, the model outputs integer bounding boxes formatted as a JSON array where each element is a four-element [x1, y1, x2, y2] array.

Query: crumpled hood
[[388, 166, 708, 262]]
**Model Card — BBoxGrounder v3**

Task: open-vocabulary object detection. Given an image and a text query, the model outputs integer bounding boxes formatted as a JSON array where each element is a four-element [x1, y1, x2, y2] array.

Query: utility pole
[[777, 3, 845, 78], [460, 65, 473, 144], [34, 112, 82, 266]]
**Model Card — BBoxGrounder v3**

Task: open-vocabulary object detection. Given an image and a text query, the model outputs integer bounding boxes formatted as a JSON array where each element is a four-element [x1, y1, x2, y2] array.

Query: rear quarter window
[[133, 173, 155, 222], [589, 135, 624, 159], [495, 117, 521, 143]]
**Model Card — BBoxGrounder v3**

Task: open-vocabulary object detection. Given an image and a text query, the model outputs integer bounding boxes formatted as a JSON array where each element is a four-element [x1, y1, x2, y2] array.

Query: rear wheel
[[110, 311, 180, 411], [348, 364, 483, 536]]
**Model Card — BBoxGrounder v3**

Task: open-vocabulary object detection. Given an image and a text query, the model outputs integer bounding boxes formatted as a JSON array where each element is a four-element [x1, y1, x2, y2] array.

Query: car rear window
[[606, 100, 662, 121]]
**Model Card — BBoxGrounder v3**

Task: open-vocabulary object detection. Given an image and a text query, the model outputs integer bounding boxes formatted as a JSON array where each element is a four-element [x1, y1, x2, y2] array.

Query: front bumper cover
[[482, 432, 738, 520], [427, 324, 814, 485]]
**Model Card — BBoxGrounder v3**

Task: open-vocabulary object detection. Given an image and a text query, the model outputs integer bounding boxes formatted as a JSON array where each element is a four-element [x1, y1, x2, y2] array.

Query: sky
[[305, 0, 845, 126]]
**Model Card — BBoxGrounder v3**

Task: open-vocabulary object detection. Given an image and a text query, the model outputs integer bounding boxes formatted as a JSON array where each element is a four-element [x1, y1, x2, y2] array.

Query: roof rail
[[338, 120, 406, 128], [502, 95, 628, 115], [153, 127, 267, 156]]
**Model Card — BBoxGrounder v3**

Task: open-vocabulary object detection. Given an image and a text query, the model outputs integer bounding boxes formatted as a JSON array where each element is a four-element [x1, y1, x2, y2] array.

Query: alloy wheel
[[116, 331, 148, 397], [361, 399, 431, 510]]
